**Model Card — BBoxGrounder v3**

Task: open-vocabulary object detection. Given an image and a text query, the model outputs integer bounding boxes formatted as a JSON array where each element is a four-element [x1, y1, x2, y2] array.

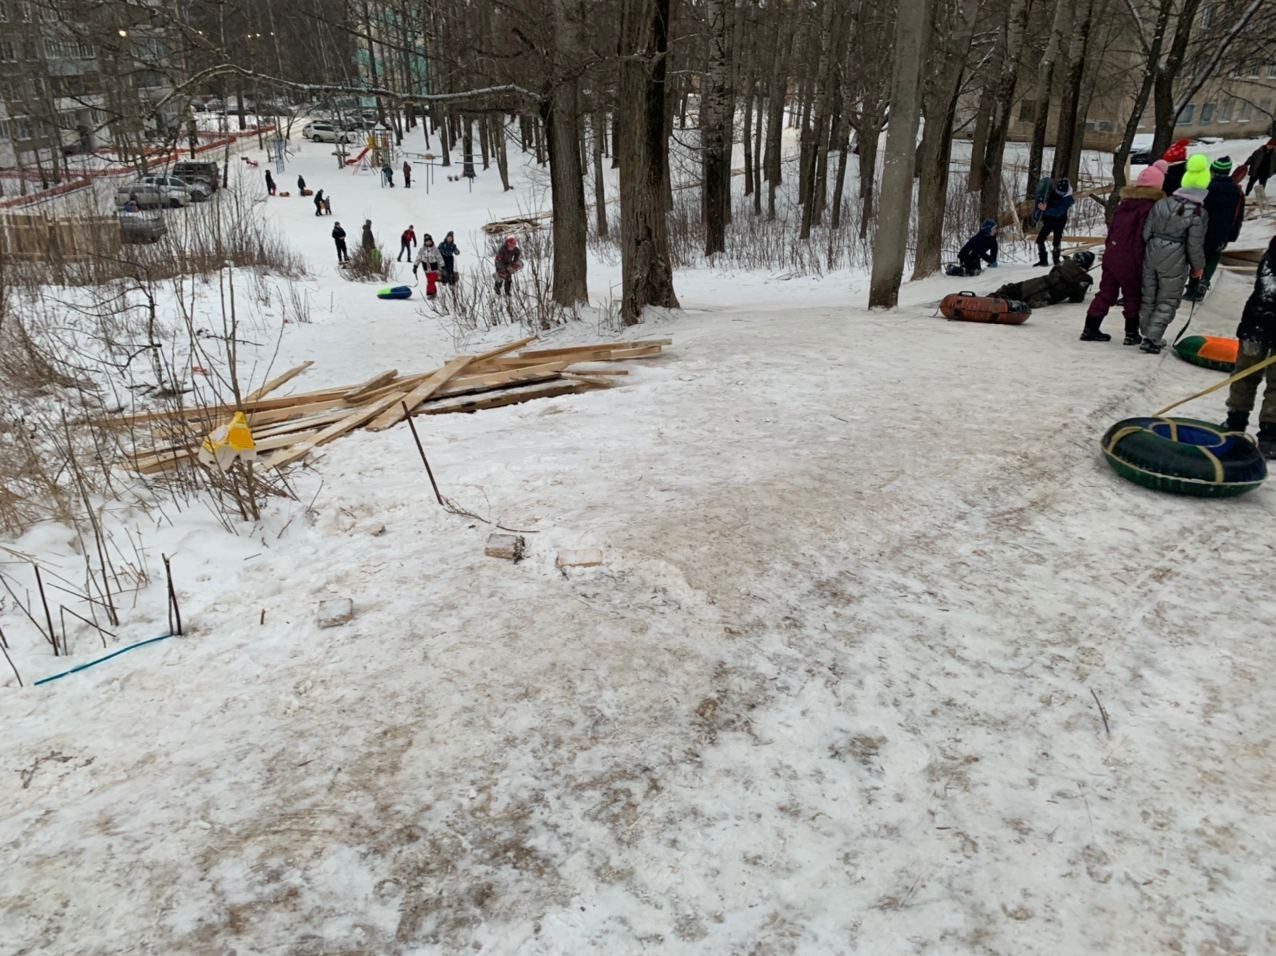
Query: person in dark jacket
[[494, 236, 522, 296], [1035, 178, 1074, 266], [264, 169, 276, 196], [332, 221, 348, 263], [1244, 139, 1274, 198], [361, 219, 375, 253], [1160, 139, 1190, 196], [1223, 235, 1276, 458], [1186, 155, 1246, 301], [403, 160, 412, 189], [1081, 162, 1165, 343], [313, 189, 325, 217], [992, 251, 1094, 308], [951, 219, 999, 276], [297, 174, 306, 193], [439, 231, 459, 284], [398, 224, 417, 262]]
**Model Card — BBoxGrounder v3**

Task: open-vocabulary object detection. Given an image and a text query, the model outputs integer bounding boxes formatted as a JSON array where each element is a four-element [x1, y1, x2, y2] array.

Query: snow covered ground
[[2, 131, 1275, 955]]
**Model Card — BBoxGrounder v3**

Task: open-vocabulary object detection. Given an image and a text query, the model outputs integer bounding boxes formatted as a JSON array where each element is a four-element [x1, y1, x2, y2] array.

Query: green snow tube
[[1102, 417, 1266, 497], [1173, 335, 1238, 372]]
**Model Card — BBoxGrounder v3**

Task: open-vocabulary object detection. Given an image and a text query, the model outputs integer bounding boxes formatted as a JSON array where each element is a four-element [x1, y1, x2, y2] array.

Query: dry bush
[[344, 243, 394, 282]]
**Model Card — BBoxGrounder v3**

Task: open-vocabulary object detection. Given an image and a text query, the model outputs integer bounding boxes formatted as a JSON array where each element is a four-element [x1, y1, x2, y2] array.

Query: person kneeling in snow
[[991, 251, 1094, 309], [1222, 236, 1276, 459], [948, 219, 999, 276]]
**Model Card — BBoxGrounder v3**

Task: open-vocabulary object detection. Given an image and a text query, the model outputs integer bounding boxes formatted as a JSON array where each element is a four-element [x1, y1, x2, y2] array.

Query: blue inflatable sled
[[377, 285, 412, 300]]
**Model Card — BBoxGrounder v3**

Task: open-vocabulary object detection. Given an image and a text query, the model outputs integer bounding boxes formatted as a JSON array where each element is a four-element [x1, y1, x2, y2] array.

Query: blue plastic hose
[[34, 633, 175, 686]]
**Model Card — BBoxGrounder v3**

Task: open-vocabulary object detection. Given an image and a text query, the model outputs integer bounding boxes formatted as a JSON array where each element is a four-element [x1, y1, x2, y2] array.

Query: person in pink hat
[[1080, 160, 1167, 343]]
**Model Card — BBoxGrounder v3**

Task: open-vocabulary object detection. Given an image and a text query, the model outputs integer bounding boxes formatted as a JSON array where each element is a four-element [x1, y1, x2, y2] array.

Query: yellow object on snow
[[198, 411, 257, 471]]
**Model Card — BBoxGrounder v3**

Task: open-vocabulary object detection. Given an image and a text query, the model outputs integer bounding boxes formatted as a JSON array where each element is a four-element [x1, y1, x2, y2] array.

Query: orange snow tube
[[940, 292, 1031, 325]]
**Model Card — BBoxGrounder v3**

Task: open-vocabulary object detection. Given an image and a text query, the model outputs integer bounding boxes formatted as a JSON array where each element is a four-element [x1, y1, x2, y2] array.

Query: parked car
[[118, 208, 167, 244], [302, 121, 358, 144], [172, 161, 221, 193], [137, 174, 206, 203], [115, 183, 165, 209]]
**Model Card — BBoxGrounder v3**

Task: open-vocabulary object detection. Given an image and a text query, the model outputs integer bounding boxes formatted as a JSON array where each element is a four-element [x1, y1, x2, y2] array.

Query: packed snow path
[[4, 273, 1274, 953]]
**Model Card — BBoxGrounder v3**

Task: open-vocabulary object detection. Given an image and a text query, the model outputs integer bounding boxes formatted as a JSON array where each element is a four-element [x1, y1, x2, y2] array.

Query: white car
[[136, 174, 205, 204], [302, 121, 358, 144]]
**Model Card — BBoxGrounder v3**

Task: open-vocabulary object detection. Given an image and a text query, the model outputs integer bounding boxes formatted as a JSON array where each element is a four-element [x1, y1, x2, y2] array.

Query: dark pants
[[1086, 269, 1140, 336], [404, 173, 411, 189], [442, 255, 456, 283], [1227, 339, 1276, 429], [398, 242, 413, 262], [496, 274, 512, 296], [957, 252, 982, 275], [335, 240, 348, 263], [1036, 216, 1065, 263]]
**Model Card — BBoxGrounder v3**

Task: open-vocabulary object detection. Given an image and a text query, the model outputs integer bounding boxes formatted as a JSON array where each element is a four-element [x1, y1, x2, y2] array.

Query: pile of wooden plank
[[107, 336, 671, 473]]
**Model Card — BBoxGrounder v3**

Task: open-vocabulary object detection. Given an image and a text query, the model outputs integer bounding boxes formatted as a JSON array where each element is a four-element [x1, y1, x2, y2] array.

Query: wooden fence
[[0, 213, 121, 263]]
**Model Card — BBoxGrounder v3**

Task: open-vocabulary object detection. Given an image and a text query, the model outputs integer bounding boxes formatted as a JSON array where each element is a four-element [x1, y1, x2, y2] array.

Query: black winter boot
[[1258, 425, 1276, 459], [1139, 338, 1162, 354], [1123, 332, 1142, 346], [1222, 410, 1249, 432], [1079, 316, 1110, 342]]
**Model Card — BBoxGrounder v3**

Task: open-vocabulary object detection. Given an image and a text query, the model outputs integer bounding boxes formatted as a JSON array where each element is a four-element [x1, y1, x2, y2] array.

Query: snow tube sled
[[377, 285, 412, 300], [1101, 417, 1265, 498], [939, 292, 1031, 325], [1174, 335, 1238, 372]]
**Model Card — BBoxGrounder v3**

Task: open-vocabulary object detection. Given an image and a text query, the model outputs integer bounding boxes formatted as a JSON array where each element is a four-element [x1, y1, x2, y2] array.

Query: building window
[[13, 115, 31, 139], [1180, 104, 1195, 125], [0, 40, 15, 62], [1019, 100, 1037, 123], [0, 119, 8, 140], [1218, 100, 1233, 123], [76, 42, 93, 59], [17, 0, 29, 20], [1200, 102, 1215, 125], [1238, 100, 1253, 122], [0, 3, 8, 22], [1268, 63, 1276, 78]]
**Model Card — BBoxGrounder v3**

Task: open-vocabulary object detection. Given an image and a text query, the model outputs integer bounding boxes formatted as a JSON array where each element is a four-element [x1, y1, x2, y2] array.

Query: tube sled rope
[[1101, 417, 1266, 497]]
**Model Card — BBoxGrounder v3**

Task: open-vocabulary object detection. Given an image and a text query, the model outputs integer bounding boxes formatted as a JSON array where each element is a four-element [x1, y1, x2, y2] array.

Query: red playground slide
[[345, 146, 370, 167]]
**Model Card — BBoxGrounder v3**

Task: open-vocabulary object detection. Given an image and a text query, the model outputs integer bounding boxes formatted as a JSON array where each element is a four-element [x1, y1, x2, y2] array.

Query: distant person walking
[[381, 162, 394, 188], [416, 234, 441, 296], [1035, 178, 1073, 266], [313, 189, 325, 217], [1138, 154, 1209, 353], [403, 160, 412, 189], [361, 219, 375, 253], [439, 231, 459, 285], [1245, 139, 1274, 205], [494, 236, 522, 296], [332, 221, 348, 264], [297, 174, 306, 194], [265, 169, 276, 196], [398, 224, 417, 262]]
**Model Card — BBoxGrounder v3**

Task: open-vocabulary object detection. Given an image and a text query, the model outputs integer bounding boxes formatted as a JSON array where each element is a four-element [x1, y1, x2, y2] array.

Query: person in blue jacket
[[950, 218, 999, 276], [1035, 178, 1074, 267]]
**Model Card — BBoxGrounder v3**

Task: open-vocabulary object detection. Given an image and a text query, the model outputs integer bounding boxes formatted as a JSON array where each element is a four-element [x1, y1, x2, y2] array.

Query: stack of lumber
[[107, 336, 671, 473]]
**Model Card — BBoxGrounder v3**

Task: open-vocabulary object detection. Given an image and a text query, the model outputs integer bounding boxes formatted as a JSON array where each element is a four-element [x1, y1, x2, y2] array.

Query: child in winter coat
[[1243, 139, 1273, 200], [1035, 179, 1074, 266], [1223, 235, 1276, 458], [1138, 154, 1209, 353], [494, 237, 522, 296], [439, 232, 459, 285], [1160, 139, 1191, 195], [332, 222, 348, 263], [265, 169, 276, 196], [1186, 155, 1245, 300], [1080, 161, 1166, 344], [992, 251, 1094, 308], [416, 234, 441, 295], [361, 220, 375, 253], [398, 224, 417, 262], [952, 219, 998, 276]]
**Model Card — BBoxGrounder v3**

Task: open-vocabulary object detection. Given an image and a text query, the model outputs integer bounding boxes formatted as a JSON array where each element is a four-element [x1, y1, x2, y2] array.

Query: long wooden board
[[420, 380, 603, 416], [342, 369, 399, 401], [265, 389, 412, 469], [244, 361, 314, 402], [365, 356, 475, 431]]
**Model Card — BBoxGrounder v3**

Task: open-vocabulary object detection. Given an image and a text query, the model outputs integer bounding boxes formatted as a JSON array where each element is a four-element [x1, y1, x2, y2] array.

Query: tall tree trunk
[[979, 0, 1030, 221], [752, 90, 764, 215], [1026, 0, 1073, 199], [829, 112, 851, 230], [967, 83, 993, 193], [491, 115, 511, 191], [592, 106, 609, 237], [544, 0, 589, 305], [1109, 0, 1173, 218], [701, 0, 734, 256], [1052, 0, 1094, 182], [619, 0, 679, 324], [868, 0, 929, 308], [741, 72, 755, 197]]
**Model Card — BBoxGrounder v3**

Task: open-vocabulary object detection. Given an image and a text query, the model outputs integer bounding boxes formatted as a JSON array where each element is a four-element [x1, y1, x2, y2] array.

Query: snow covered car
[[302, 121, 358, 144], [136, 174, 207, 203], [118, 208, 167, 243], [114, 183, 168, 209], [172, 161, 221, 193]]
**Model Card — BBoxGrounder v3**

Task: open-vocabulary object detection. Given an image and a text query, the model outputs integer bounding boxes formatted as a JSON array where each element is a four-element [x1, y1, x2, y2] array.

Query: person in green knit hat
[[1185, 155, 1246, 301], [1138, 153, 1210, 353]]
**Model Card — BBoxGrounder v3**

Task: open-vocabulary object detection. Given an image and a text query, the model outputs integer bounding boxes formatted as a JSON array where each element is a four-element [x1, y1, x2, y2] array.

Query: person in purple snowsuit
[[1079, 161, 1167, 345]]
